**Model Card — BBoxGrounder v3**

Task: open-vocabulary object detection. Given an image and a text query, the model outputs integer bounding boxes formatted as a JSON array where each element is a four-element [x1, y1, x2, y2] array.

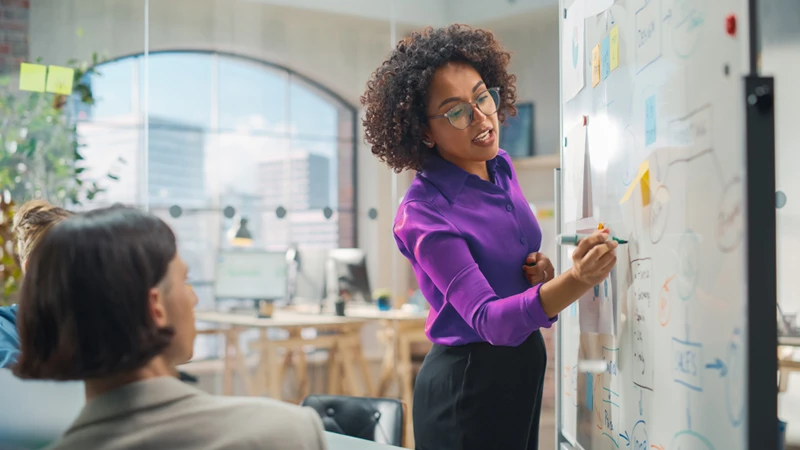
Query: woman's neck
[[83, 356, 177, 401], [439, 152, 490, 181]]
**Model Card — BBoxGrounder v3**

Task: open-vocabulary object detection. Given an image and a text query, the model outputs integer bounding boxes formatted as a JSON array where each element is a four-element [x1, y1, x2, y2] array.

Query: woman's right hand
[[570, 229, 618, 286]]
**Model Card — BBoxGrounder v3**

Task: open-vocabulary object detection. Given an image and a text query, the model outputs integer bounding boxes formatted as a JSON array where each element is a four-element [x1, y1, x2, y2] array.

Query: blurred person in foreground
[[12, 206, 326, 450]]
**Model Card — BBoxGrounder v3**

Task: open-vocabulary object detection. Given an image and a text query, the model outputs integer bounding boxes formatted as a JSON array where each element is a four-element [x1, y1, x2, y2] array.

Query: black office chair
[[301, 394, 405, 446]]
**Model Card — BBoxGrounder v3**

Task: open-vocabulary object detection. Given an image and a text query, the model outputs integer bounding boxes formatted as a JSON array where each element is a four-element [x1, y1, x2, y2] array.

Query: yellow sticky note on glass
[[610, 26, 620, 71], [46, 65, 75, 95], [620, 160, 649, 204], [640, 168, 651, 206], [592, 44, 601, 87], [19, 63, 47, 92]]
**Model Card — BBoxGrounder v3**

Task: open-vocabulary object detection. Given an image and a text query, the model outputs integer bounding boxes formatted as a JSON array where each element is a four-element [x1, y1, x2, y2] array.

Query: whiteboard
[[556, 0, 753, 449], [214, 251, 287, 300]]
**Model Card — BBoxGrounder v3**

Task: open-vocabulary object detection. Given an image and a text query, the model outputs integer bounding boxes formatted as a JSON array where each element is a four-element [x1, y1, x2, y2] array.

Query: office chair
[[301, 394, 405, 446]]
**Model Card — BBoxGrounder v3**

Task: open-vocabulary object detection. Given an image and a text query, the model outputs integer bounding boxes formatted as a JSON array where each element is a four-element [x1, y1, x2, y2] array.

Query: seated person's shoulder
[[200, 395, 327, 450]]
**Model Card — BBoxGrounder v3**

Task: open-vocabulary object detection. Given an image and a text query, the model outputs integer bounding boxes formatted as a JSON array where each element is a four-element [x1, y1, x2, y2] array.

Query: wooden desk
[[195, 310, 371, 401]]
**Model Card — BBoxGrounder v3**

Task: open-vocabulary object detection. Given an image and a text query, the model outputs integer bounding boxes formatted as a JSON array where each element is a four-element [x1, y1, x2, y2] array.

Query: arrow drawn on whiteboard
[[705, 358, 728, 376], [619, 431, 630, 446]]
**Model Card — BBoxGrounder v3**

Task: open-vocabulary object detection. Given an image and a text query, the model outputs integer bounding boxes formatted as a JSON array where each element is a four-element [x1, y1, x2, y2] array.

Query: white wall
[[28, 0, 560, 297]]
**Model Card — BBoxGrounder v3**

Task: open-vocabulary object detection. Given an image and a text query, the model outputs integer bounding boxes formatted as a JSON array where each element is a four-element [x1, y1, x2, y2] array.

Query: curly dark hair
[[360, 24, 517, 173]]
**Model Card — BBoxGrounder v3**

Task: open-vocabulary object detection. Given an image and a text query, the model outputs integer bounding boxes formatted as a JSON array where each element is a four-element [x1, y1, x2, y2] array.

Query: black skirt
[[412, 331, 547, 450]]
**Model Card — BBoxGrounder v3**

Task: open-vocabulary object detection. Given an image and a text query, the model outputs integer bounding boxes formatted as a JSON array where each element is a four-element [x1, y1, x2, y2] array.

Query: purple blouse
[[393, 149, 557, 346]]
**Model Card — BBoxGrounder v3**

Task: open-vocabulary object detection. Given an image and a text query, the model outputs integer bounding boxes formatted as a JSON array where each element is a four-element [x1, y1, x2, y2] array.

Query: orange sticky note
[[592, 44, 601, 87], [19, 63, 47, 92], [46, 65, 75, 95]]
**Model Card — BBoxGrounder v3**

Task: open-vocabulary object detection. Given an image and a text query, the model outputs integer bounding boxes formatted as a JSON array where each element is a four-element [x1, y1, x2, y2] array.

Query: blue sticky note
[[586, 373, 594, 411], [645, 95, 656, 146], [601, 35, 610, 80], [570, 303, 578, 316]]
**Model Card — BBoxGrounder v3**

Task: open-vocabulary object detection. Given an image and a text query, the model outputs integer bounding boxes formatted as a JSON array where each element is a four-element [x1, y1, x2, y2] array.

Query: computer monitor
[[326, 248, 372, 304], [214, 250, 287, 300], [288, 247, 329, 305]]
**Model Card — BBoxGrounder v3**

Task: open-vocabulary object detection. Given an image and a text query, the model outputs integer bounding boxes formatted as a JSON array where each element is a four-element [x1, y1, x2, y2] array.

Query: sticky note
[[586, 372, 594, 411], [76, 27, 84, 37], [620, 160, 650, 204], [645, 95, 656, 146], [601, 35, 610, 80], [592, 44, 601, 87], [640, 168, 651, 206], [46, 65, 75, 95], [19, 63, 47, 92], [610, 26, 620, 70]]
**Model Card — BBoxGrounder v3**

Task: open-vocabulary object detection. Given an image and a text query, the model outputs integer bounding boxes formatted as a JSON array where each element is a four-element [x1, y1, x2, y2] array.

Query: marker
[[557, 233, 628, 246]]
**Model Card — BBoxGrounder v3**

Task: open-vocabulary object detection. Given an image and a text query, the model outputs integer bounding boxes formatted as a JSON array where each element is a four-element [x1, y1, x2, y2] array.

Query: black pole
[[744, 74, 777, 450]]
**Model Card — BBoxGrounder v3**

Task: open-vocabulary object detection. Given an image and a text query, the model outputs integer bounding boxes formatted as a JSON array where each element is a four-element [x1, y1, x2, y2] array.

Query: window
[[76, 51, 357, 324]]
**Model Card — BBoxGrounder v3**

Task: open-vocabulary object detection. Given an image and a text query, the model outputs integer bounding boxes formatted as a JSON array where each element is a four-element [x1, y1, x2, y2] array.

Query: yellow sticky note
[[76, 27, 84, 37], [46, 65, 75, 95], [610, 26, 620, 71], [640, 169, 651, 206], [620, 160, 649, 204], [592, 44, 601, 87], [19, 63, 47, 92]]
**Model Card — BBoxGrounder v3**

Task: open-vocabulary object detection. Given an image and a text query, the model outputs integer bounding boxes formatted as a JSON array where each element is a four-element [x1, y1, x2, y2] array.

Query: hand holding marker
[[557, 233, 628, 246]]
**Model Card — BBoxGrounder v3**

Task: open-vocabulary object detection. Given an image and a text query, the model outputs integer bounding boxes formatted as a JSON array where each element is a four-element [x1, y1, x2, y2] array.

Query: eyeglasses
[[428, 87, 500, 130]]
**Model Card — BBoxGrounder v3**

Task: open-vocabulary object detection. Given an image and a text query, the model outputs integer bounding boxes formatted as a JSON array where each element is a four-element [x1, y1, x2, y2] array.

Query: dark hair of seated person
[[12, 206, 178, 380]]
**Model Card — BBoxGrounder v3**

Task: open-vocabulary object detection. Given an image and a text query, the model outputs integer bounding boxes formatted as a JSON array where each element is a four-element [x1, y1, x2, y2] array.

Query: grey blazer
[[48, 377, 327, 450]]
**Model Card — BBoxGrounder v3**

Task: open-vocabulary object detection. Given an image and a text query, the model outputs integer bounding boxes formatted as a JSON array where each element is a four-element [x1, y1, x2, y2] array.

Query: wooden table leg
[[295, 348, 310, 402], [327, 344, 341, 395], [377, 329, 396, 396], [354, 338, 376, 396]]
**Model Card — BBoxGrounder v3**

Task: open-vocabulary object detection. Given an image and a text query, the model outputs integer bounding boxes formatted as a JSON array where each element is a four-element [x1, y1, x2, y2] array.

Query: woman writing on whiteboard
[[361, 25, 618, 450]]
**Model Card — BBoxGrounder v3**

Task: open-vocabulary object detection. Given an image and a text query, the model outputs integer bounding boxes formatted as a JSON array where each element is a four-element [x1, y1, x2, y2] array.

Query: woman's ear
[[421, 131, 435, 148]]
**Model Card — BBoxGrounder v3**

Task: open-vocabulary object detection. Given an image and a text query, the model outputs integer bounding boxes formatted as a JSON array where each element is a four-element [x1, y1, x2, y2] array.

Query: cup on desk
[[334, 300, 346, 316], [258, 300, 274, 318]]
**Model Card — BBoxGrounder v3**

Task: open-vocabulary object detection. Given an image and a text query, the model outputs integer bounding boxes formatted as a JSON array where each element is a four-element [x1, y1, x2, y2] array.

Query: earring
[[422, 139, 433, 148]]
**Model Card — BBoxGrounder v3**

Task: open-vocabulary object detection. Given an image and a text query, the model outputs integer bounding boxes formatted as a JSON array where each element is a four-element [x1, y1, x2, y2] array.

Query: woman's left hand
[[523, 252, 555, 286]]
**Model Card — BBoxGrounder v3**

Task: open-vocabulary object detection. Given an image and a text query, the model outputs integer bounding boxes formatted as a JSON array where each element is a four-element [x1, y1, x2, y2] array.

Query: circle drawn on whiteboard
[[675, 229, 699, 301], [717, 177, 744, 253], [275, 206, 287, 219], [671, 430, 715, 450], [631, 420, 649, 450], [649, 185, 670, 244], [672, 0, 708, 59], [776, 190, 787, 209], [368, 208, 378, 220]]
